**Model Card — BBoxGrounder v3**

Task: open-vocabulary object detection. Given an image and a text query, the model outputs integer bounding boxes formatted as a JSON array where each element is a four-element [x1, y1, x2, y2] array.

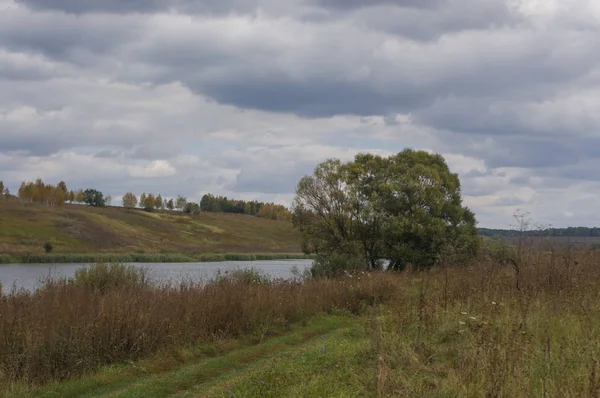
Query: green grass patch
[[195, 319, 375, 397], [5, 315, 361, 398]]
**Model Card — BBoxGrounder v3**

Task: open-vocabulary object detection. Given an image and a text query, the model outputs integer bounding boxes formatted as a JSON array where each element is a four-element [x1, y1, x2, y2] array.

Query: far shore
[[0, 252, 313, 265]]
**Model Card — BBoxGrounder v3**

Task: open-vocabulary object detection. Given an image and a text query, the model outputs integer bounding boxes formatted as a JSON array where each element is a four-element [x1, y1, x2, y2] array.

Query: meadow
[[2, 244, 600, 397], [0, 198, 303, 263]]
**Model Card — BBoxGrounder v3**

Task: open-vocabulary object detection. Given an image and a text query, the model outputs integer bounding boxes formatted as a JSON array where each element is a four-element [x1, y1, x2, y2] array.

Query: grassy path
[[8, 314, 375, 398]]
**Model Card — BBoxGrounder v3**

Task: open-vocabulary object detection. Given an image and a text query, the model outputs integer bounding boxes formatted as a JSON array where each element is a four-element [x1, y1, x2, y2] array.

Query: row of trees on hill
[[199, 194, 292, 220], [17, 180, 71, 206], [12, 179, 109, 207], [121, 192, 291, 220], [122, 192, 188, 212], [8, 179, 290, 221]]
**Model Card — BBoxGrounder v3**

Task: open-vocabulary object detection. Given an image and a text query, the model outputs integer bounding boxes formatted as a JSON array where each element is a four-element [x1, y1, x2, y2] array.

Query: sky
[[1, 0, 600, 228]]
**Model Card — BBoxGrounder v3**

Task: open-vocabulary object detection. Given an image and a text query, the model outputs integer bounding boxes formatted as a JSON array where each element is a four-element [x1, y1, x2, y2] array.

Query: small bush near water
[[0, 254, 16, 264], [70, 263, 150, 293], [0, 263, 394, 386]]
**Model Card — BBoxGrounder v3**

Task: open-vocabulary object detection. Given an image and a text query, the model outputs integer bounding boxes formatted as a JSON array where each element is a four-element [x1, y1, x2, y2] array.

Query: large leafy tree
[[175, 195, 187, 211], [155, 194, 164, 210], [83, 189, 105, 207], [293, 149, 479, 273], [143, 193, 156, 212], [122, 192, 138, 209]]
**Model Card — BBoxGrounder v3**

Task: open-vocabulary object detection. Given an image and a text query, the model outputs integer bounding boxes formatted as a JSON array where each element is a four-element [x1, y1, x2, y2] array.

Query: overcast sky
[[1, 0, 600, 228]]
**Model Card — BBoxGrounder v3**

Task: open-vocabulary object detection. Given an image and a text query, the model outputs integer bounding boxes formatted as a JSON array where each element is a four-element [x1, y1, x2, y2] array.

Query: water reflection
[[0, 260, 313, 293]]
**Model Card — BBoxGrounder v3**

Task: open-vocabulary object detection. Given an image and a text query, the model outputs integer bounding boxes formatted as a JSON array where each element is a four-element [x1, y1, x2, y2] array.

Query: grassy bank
[[6, 315, 365, 398], [0, 198, 301, 257], [0, 252, 313, 264], [3, 247, 600, 396], [0, 264, 393, 387]]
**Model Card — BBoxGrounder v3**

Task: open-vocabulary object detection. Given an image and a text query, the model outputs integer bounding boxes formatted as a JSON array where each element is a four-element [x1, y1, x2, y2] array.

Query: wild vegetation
[[293, 149, 479, 275], [2, 150, 599, 396], [0, 263, 394, 386], [0, 196, 302, 262], [3, 244, 600, 397]]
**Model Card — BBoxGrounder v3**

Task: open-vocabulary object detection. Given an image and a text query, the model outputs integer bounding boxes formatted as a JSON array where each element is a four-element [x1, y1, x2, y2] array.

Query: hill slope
[[0, 197, 302, 258]]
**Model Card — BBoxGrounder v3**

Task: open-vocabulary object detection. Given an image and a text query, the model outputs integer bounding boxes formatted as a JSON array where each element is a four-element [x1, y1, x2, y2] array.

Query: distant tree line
[[123, 192, 184, 212], [479, 227, 600, 238], [199, 194, 291, 220], [123, 192, 291, 220], [17, 179, 70, 206], [13, 179, 107, 207], [10, 178, 292, 220]]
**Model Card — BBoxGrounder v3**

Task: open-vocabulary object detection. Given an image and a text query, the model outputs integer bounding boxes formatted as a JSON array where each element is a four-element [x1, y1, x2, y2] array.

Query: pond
[[0, 259, 314, 293]]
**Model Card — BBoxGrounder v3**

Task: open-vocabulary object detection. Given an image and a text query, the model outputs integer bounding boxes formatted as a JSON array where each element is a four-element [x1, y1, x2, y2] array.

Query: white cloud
[[128, 160, 177, 178]]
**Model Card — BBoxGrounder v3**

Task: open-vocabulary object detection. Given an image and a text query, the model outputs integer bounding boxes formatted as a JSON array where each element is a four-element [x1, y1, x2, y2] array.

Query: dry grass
[[0, 265, 394, 386], [0, 198, 302, 257], [373, 247, 600, 397]]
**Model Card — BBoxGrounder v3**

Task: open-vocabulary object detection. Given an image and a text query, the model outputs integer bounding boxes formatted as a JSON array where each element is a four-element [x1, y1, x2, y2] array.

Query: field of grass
[[6, 315, 369, 398], [2, 246, 600, 397], [0, 264, 394, 391], [0, 198, 303, 262]]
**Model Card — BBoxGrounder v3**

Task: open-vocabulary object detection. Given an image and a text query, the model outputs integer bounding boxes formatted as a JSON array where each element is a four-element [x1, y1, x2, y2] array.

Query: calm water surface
[[0, 260, 313, 293]]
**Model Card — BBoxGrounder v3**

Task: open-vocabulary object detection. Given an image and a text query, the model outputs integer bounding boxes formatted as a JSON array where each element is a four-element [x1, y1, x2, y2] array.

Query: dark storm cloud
[[0, 132, 67, 156], [16, 0, 264, 15], [312, 0, 442, 10], [357, 0, 522, 41], [9, 0, 597, 124], [467, 137, 581, 169], [131, 143, 182, 160], [18, 0, 443, 15], [234, 171, 303, 194], [199, 78, 430, 118], [16, 0, 166, 14], [0, 10, 140, 63]]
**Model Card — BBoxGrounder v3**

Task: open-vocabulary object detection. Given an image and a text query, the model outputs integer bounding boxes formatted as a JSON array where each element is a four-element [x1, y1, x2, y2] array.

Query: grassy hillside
[[0, 197, 302, 261]]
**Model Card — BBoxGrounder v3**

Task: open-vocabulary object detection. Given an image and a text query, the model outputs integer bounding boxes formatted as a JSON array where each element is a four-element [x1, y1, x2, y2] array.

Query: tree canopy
[[83, 189, 105, 207], [18, 179, 68, 206], [199, 193, 291, 220], [292, 149, 479, 274], [122, 192, 138, 209]]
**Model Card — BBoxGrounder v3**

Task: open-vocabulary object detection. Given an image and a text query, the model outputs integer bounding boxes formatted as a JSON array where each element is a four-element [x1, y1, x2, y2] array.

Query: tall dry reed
[[0, 264, 393, 385], [374, 247, 600, 397]]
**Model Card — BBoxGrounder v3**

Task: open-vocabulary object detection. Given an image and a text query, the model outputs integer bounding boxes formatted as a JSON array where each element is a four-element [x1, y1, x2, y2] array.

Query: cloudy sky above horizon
[[1, 0, 600, 228]]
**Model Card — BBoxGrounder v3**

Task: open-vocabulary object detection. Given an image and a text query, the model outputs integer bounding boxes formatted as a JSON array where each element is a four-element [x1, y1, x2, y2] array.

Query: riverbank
[[0, 252, 312, 264], [0, 264, 393, 388], [4, 248, 599, 396]]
